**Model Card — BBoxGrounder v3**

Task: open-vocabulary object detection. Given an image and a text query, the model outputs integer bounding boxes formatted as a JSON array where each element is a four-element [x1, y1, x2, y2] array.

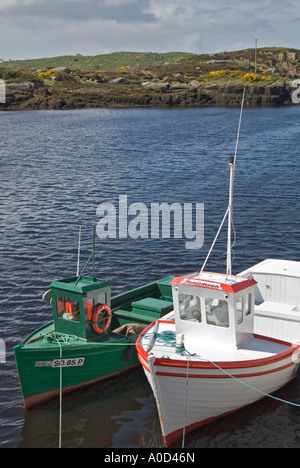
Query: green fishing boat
[[14, 232, 174, 409]]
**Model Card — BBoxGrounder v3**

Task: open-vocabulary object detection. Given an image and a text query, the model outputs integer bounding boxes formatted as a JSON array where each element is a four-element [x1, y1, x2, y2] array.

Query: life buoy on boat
[[92, 304, 112, 334]]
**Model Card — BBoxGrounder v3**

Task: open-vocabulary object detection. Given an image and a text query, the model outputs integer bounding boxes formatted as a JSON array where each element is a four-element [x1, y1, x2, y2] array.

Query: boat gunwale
[[136, 320, 299, 370]]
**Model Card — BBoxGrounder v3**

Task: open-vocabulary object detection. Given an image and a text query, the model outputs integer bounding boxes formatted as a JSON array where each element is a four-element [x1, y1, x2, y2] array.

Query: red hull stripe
[[155, 360, 295, 379], [138, 353, 150, 373], [154, 348, 295, 370]]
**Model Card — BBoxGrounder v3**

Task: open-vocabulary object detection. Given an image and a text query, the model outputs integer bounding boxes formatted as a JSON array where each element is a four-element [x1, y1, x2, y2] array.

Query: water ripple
[[1, 106, 300, 447]]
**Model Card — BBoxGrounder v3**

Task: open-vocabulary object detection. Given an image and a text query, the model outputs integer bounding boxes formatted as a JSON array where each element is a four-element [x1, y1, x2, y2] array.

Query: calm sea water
[[1, 106, 300, 448]]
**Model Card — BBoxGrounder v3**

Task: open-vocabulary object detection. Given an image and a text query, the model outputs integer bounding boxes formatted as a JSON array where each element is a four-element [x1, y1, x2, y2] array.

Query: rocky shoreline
[[2, 47, 300, 110], [0, 79, 296, 111]]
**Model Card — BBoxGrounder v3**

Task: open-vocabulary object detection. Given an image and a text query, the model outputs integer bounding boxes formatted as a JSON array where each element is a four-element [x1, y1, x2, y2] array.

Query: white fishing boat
[[136, 90, 300, 447]]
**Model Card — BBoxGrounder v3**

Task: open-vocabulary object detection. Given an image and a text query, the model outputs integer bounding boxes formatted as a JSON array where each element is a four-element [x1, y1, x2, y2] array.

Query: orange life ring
[[92, 304, 112, 334]]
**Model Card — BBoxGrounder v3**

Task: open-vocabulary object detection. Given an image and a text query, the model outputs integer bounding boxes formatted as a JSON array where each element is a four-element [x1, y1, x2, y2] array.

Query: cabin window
[[205, 298, 229, 328], [245, 293, 252, 316], [84, 297, 95, 321], [179, 294, 202, 322], [56, 296, 80, 322], [237, 297, 243, 324], [83, 292, 107, 321]]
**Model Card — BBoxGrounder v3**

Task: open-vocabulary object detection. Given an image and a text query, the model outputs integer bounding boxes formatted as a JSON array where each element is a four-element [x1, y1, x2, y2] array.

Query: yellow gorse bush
[[38, 69, 57, 79], [243, 73, 271, 82], [205, 69, 272, 83], [208, 70, 240, 77], [209, 70, 229, 76]]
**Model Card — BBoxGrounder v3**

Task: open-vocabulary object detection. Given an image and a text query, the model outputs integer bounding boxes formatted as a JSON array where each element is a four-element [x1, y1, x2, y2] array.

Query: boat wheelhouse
[[51, 276, 112, 341], [171, 272, 256, 351]]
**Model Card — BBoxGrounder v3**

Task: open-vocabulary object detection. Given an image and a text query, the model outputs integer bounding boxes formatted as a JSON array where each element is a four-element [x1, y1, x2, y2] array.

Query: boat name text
[[181, 278, 223, 290], [35, 358, 85, 368]]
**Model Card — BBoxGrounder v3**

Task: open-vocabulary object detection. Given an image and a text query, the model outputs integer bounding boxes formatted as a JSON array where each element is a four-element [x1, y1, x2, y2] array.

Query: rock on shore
[[0, 80, 296, 111]]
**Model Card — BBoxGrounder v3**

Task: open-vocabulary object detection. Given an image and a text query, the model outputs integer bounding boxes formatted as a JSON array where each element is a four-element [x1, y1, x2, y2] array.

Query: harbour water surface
[[1, 106, 300, 448]]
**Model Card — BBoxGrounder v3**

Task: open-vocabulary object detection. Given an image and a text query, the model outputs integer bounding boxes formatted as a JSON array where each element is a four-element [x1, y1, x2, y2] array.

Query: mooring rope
[[200, 353, 300, 408], [43, 332, 82, 345], [182, 353, 190, 449], [43, 333, 68, 449], [58, 340, 63, 449], [177, 347, 300, 448], [40, 330, 143, 448]]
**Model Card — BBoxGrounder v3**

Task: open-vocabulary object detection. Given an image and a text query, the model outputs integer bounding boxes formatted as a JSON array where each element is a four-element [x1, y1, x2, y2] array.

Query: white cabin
[[171, 272, 257, 350]]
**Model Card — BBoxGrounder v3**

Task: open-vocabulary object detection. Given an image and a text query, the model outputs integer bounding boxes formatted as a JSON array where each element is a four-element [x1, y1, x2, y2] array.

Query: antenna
[[77, 226, 82, 277], [75, 225, 97, 286], [226, 87, 246, 276], [200, 88, 246, 276], [93, 224, 96, 282]]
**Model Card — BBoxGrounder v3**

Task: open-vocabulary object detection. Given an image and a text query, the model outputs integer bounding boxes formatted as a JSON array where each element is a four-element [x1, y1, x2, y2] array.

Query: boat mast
[[226, 88, 246, 277], [200, 88, 246, 276], [226, 157, 235, 276]]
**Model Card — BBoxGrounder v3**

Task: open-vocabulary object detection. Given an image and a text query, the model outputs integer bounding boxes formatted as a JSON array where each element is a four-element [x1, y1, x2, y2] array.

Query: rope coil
[[43, 332, 79, 346]]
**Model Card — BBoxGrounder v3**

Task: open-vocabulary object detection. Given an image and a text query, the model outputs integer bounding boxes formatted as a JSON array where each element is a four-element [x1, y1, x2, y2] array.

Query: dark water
[[1, 106, 300, 448]]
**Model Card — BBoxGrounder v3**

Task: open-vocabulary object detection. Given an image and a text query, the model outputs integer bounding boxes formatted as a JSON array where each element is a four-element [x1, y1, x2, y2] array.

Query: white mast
[[226, 88, 246, 276], [200, 88, 246, 276], [226, 157, 235, 276]]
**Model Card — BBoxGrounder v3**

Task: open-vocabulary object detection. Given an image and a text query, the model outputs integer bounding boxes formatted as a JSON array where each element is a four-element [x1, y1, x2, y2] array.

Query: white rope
[[182, 352, 190, 448], [184, 348, 300, 409], [58, 341, 63, 449], [41, 329, 146, 449], [233, 87, 246, 165], [205, 356, 300, 408], [200, 207, 229, 274]]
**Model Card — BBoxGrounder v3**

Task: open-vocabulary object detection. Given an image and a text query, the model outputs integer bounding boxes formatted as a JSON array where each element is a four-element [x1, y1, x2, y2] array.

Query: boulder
[[110, 77, 131, 84], [52, 67, 71, 74]]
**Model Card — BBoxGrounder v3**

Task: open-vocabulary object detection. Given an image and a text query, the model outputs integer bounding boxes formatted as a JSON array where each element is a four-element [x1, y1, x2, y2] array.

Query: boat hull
[[14, 326, 139, 409], [137, 324, 299, 447]]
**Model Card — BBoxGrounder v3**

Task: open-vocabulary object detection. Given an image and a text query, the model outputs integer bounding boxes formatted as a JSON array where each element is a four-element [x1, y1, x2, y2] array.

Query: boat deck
[[21, 321, 136, 350], [140, 320, 294, 364]]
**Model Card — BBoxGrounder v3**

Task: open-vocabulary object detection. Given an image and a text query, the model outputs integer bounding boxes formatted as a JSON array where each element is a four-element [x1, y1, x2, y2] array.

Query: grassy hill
[[0, 51, 194, 71]]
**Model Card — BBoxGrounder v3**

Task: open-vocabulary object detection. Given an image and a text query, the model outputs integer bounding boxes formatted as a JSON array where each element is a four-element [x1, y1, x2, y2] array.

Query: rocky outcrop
[[191, 83, 293, 106], [0, 80, 296, 110]]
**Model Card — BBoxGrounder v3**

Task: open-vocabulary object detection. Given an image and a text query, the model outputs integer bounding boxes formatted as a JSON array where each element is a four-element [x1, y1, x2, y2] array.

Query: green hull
[[14, 277, 173, 408]]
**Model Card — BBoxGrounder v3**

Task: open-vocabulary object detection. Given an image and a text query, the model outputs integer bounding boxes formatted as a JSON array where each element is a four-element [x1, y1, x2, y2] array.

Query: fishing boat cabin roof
[[170, 272, 257, 350]]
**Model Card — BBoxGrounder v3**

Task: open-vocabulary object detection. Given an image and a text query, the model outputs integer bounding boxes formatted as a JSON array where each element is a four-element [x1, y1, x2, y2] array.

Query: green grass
[[0, 51, 194, 71]]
